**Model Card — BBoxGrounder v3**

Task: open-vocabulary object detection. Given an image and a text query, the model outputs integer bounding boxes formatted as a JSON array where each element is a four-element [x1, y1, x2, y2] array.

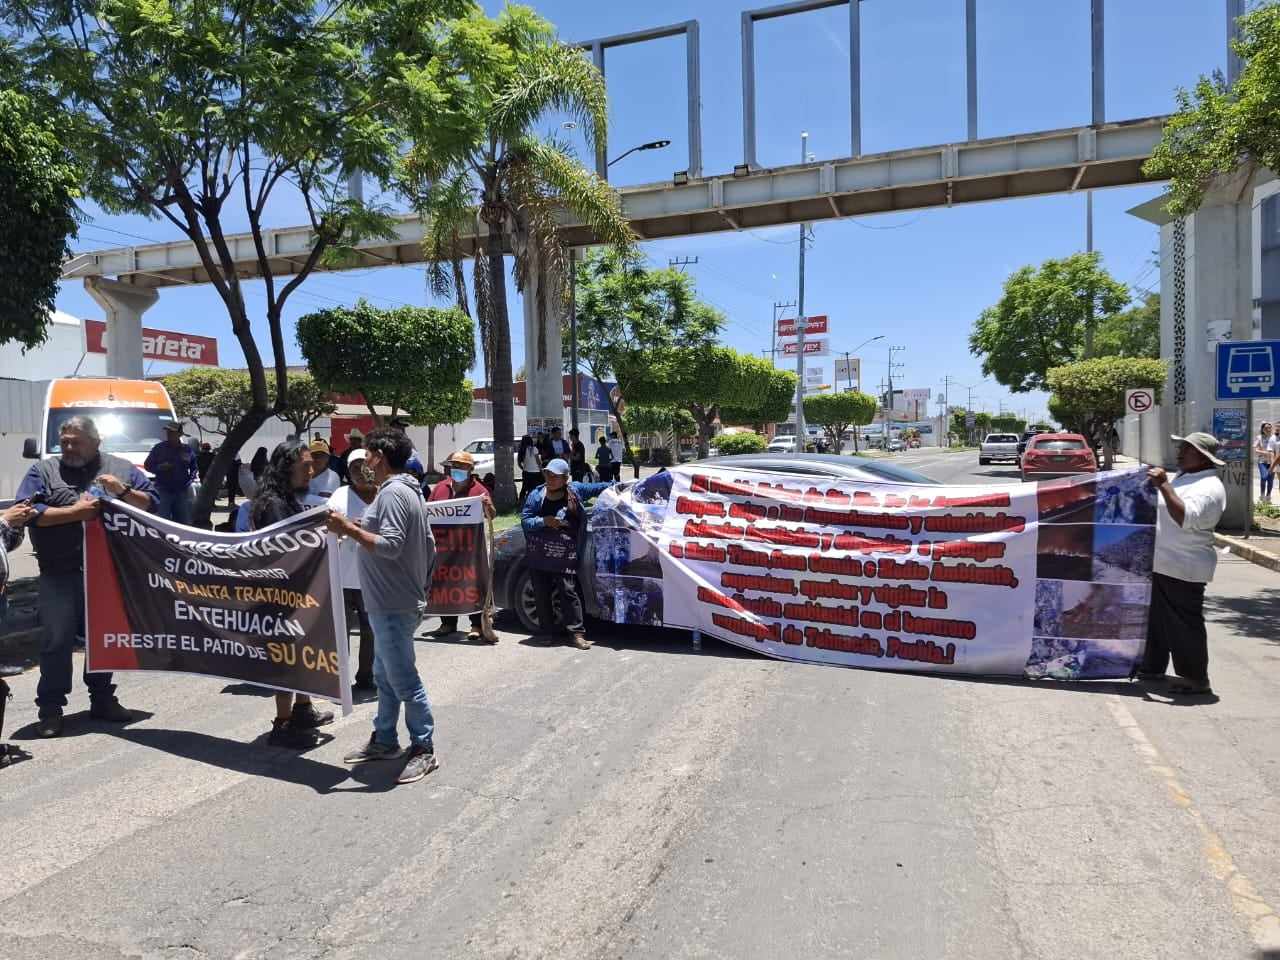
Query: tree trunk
[[427, 424, 436, 473], [193, 406, 270, 528], [853, 425, 860, 453], [693, 405, 713, 460], [486, 227, 518, 512]]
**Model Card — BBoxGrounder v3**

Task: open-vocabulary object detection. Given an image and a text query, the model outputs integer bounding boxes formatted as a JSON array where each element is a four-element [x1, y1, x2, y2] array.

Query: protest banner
[[592, 466, 1157, 679], [424, 495, 490, 615], [85, 499, 352, 714]]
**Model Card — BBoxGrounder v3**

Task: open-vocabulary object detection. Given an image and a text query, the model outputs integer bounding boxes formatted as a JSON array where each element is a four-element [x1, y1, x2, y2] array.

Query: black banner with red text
[[424, 496, 489, 615]]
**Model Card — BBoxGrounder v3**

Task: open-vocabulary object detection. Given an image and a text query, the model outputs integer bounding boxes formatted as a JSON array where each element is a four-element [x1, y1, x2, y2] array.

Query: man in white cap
[[519, 458, 612, 649], [1140, 432, 1227, 696]]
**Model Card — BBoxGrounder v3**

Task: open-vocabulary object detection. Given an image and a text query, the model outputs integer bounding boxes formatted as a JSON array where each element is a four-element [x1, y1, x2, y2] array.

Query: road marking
[[1106, 699, 1280, 951]]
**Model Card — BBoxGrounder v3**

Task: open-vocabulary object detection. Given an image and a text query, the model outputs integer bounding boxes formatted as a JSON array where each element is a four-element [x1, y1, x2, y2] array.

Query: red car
[[1020, 432, 1096, 482]]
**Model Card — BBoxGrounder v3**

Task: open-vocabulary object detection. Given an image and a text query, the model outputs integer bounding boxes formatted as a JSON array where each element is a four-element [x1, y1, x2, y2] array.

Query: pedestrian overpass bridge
[[63, 115, 1164, 290]]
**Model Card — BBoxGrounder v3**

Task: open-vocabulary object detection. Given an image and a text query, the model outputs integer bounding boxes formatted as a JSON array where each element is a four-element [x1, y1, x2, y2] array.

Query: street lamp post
[[607, 139, 672, 168]]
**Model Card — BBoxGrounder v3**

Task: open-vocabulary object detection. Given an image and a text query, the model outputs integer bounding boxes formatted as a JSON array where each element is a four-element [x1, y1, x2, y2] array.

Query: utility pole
[[793, 131, 810, 445], [770, 299, 796, 366], [941, 374, 961, 447], [1084, 191, 1095, 358], [886, 345, 905, 430], [568, 247, 579, 435]]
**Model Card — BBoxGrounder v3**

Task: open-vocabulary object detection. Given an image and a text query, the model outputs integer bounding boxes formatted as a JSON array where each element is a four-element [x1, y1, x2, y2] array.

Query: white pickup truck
[[978, 433, 1020, 465]]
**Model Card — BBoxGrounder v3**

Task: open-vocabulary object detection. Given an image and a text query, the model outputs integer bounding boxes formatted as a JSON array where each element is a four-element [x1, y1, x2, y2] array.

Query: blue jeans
[[1260, 462, 1275, 499], [369, 610, 434, 749], [155, 487, 194, 525], [37, 571, 114, 714]]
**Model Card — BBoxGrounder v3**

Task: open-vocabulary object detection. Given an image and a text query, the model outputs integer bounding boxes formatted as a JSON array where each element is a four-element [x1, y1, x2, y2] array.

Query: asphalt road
[[2, 450, 1278, 959]]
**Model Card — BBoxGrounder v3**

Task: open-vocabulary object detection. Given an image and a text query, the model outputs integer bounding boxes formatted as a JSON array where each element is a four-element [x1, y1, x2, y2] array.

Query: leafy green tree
[[969, 253, 1131, 393], [408, 5, 634, 510], [160, 368, 254, 442], [0, 90, 80, 350], [1095, 293, 1161, 360], [713, 432, 768, 455], [619, 346, 794, 459], [296, 302, 474, 437], [802, 391, 877, 453], [406, 379, 475, 473], [1144, 4, 1280, 215], [719, 367, 798, 432], [572, 249, 719, 476], [3, 0, 475, 524], [1046, 357, 1167, 468], [989, 414, 1028, 434], [277, 373, 336, 439]]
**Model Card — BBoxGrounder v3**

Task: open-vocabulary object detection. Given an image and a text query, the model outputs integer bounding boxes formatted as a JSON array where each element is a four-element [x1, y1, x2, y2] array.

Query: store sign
[[782, 338, 829, 357], [777, 315, 828, 338], [84, 319, 219, 366]]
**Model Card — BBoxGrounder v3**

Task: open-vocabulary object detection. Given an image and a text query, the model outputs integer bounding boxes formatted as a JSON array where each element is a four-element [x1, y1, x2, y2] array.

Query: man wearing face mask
[[426, 450, 497, 643]]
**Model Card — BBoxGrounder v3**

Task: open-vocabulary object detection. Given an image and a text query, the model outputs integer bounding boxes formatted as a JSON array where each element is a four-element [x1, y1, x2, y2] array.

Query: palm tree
[[408, 6, 634, 510]]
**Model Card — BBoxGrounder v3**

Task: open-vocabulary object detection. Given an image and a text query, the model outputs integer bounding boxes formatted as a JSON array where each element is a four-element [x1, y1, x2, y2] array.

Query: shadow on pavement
[[218, 682, 274, 698], [10, 709, 156, 740], [1205, 587, 1280, 645], [110, 726, 350, 793]]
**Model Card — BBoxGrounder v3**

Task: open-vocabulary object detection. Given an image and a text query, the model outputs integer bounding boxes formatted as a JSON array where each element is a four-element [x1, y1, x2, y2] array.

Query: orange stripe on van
[[47, 378, 172, 410]]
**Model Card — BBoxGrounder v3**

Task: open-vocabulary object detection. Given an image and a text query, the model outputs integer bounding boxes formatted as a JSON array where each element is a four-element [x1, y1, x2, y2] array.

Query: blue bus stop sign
[[1216, 340, 1280, 401]]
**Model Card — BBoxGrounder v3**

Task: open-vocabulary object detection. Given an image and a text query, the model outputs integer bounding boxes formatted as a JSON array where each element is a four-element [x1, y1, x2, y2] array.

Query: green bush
[[714, 432, 768, 455], [650, 448, 674, 467]]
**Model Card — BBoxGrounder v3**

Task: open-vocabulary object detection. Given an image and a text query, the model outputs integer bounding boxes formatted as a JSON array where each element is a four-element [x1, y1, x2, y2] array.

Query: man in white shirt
[[308, 438, 341, 498], [327, 449, 377, 691], [608, 431, 625, 482], [1140, 432, 1227, 696]]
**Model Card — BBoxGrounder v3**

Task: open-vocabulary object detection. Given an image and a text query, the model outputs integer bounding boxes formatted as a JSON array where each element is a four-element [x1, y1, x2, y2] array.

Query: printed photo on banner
[[84, 499, 351, 712]]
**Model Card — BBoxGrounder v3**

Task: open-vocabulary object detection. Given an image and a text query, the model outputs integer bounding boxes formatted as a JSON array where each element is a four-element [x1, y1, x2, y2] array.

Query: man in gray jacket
[[326, 427, 439, 785]]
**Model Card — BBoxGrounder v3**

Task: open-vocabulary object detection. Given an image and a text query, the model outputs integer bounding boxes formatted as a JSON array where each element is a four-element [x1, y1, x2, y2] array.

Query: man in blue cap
[[519, 458, 612, 649]]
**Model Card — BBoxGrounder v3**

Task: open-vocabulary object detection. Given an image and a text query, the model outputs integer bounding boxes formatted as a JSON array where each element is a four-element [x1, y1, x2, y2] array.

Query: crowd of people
[[517, 425, 625, 502], [0, 417, 1234, 778], [0, 415, 620, 784]]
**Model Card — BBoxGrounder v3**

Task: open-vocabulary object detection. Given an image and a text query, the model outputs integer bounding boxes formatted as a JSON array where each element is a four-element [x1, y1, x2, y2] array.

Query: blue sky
[[55, 0, 1230, 423]]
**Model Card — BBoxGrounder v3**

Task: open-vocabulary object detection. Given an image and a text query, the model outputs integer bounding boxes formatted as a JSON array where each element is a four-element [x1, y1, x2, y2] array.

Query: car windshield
[[46, 407, 171, 455], [465, 440, 494, 454], [1034, 439, 1087, 451], [986, 434, 1018, 443]]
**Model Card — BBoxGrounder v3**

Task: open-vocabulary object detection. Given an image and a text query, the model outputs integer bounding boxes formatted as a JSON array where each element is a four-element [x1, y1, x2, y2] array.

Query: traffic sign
[[964, 412, 975, 428], [1124, 388, 1154, 415], [1216, 340, 1280, 400], [777, 315, 828, 338]]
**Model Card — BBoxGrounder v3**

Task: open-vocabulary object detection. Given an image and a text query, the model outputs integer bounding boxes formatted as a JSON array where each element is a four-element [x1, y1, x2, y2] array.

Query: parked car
[[887, 437, 904, 452], [492, 453, 940, 633], [1020, 432, 1096, 482], [978, 433, 1020, 465], [766, 436, 796, 453]]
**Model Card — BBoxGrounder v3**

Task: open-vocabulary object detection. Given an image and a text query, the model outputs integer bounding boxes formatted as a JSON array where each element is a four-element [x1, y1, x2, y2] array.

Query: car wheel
[[978, 457, 989, 465], [513, 566, 566, 634]]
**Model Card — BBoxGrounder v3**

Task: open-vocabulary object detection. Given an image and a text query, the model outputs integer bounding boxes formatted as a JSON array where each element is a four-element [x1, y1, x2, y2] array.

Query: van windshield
[[47, 408, 172, 455]]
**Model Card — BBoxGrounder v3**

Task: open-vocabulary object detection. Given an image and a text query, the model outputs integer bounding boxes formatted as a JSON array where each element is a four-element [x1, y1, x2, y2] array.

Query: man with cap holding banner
[[426, 449, 498, 644], [1141, 432, 1227, 696]]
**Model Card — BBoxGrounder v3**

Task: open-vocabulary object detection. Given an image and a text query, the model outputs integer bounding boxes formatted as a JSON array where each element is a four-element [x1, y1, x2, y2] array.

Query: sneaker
[[344, 734, 402, 764], [353, 675, 376, 692], [571, 633, 591, 650], [290, 701, 335, 729], [268, 718, 321, 749], [397, 744, 439, 784], [89, 698, 133, 723], [37, 712, 63, 738]]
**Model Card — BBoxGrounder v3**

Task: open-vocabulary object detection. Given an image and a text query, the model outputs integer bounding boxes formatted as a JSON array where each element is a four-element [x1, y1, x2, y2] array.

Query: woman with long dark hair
[[251, 440, 334, 748]]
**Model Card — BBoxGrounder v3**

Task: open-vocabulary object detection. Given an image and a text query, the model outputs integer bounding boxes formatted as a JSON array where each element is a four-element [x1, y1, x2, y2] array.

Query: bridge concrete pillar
[[521, 251, 566, 437], [1132, 167, 1276, 530], [85, 277, 158, 379]]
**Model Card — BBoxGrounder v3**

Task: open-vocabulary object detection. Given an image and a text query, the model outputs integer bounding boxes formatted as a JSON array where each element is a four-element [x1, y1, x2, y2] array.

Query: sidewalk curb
[[1214, 533, 1280, 573]]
